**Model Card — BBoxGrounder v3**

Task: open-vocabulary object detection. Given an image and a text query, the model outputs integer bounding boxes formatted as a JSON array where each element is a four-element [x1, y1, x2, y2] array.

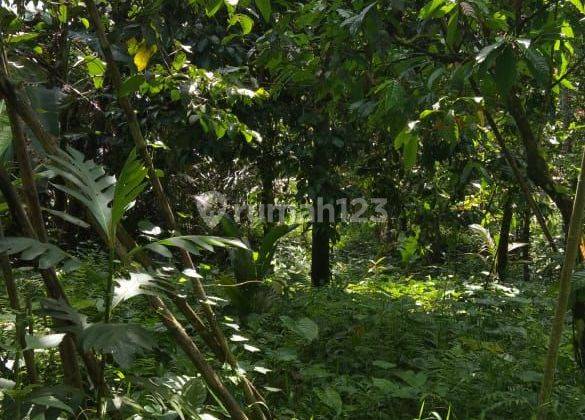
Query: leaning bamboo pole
[[537, 143, 585, 419]]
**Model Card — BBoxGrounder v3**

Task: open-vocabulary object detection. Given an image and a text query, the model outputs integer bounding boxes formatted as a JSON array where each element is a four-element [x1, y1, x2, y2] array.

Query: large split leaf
[[81, 323, 155, 368], [112, 271, 165, 309], [45, 147, 146, 244]]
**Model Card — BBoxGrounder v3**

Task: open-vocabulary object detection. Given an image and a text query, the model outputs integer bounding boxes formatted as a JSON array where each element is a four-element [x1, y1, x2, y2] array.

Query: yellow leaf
[[133, 43, 157, 72]]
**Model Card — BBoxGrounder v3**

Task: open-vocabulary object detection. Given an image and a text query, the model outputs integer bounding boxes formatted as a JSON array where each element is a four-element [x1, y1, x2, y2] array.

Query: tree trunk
[[310, 129, 331, 287], [522, 207, 531, 282], [311, 220, 331, 286], [496, 192, 513, 279]]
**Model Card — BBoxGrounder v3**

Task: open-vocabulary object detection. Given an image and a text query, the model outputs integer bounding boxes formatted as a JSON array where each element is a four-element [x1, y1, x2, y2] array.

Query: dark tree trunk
[[310, 126, 332, 287], [522, 206, 531, 281], [496, 192, 513, 279], [311, 220, 331, 287]]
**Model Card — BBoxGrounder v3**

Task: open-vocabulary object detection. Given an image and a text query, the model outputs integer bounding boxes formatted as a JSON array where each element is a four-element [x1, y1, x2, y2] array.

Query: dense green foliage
[[0, 0, 582, 419]]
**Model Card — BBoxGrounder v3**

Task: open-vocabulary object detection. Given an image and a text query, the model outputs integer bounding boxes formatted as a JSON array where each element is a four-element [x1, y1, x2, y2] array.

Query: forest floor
[[4, 228, 584, 419], [235, 228, 585, 419]]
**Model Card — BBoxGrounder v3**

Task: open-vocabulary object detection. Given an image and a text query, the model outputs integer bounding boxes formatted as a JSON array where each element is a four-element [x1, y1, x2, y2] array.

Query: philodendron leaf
[[256, 224, 298, 278], [112, 272, 164, 309], [45, 147, 146, 243], [81, 323, 155, 368], [0, 237, 80, 271], [45, 147, 115, 241]]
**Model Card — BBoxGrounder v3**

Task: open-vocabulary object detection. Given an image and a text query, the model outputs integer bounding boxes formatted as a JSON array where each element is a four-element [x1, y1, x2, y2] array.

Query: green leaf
[[46, 147, 146, 244], [29, 395, 73, 414], [341, 3, 376, 35], [395, 370, 427, 388], [394, 122, 420, 170], [25, 333, 66, 350], [0, 101, 14, 165], [523, 47, 549, 86], [84, 56, 106, 89], [419, 0, 456, 19], [255, 0, 272, 22], [81, 323, 155, 368], [119, 74, 146, 97], [57, 4, 68, 23], [0, 237, 80, 271], [42, 208, 90, 228], [403, 134, 418, 170], [256, 224, 298, 278], [206, 0, 224, 16], [41, 298, 88, 333], [375, 80, 406, 111], [372, 377, 399, 392], [569, 0, 585, 13], [183, 377, 208, 407], [137, 235, 248, 259], [494, 45, 517, 96], [427, 67, 444, 89], [446, 10, 460, 49], [111, 148, 147, 238], [316, 387, 342, 415], [7, 32, 39, 44], [295, 317, 319, 342], [229, 14, 254, 35], [45, 147, 115, 241], [372, 360, 397, 369]]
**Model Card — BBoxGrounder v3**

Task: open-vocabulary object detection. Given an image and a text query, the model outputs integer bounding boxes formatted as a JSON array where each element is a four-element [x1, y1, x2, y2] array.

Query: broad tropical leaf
[[45, 147, 146, 243], [134, 235, 248, 259], [112, 271, 166, 309], [256, 224, 298, 278], [81, 323, 155, 368], [45, 147, 115, 240], [111, 148, 147, 234], [0, 237, 80, 271]]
